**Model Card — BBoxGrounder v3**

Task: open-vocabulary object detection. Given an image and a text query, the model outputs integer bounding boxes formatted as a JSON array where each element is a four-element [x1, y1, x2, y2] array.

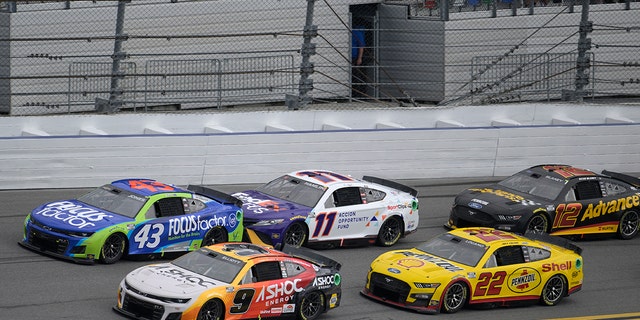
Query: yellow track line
[[546, 313, 640, 320]]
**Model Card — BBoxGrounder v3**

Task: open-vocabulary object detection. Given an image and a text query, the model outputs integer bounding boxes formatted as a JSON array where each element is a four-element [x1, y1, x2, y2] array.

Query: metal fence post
[[575, 0, 591, 102], [102, 0, 130, 113], [286, 0, 317, 110]]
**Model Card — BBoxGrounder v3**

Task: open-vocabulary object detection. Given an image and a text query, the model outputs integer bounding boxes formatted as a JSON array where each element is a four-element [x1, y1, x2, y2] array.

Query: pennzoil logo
[[507, 267, 541, 293]]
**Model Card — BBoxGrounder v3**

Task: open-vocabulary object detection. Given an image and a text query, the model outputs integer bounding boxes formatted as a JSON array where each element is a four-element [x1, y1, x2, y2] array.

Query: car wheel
[[100, 233, 126, 264], [376, 216, 403, 247], [284, 222, 308, 247], [441, 282, 467, 313], [203, 226, 229, 246], [540, 274, 566, 306], [525, 213, 549, 234], [617, 210, 639, 240], [297, 290, 324, 320], [197, 299, 224, 320]]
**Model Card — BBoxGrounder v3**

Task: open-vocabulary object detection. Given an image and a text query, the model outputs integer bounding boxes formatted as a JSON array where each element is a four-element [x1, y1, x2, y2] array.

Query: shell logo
[[397, 258, 425, 268]]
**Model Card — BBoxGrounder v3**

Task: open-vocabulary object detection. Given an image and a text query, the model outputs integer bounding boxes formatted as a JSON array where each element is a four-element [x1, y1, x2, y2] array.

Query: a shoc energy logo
[[233, 192, 279, 214], [168, 215, 227, 237], [256, 279, 304, 306], [313, 274, 341, 289], [33, 201, 113, 229]]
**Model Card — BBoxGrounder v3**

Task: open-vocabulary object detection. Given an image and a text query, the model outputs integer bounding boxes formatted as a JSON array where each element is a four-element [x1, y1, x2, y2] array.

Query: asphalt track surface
[[1, 178, 639, 320]]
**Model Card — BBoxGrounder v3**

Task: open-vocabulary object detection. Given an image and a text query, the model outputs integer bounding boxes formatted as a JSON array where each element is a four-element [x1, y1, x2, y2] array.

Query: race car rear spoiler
[[362, 176, 418, 197], [187, 185, 243, 208], [602, 170, 640, 188], [279, 243, 342, 271], [523, 231, 583, 255]]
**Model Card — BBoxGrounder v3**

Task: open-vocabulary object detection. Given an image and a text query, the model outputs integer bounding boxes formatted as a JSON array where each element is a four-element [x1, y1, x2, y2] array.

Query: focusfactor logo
[[33, 201, 113, 229]]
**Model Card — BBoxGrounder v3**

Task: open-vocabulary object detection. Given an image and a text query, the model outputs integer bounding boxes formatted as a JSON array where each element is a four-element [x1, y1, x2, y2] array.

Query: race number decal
[[473, 271, 507, 296], [128, 179, 175, 192], [312, 212, 337, 237], [553, 203, 582, 228], [231, 288, 255, 314], [542, 165, 593, 178], [462, 229, 517, 242], [134, 223, 164, 248]]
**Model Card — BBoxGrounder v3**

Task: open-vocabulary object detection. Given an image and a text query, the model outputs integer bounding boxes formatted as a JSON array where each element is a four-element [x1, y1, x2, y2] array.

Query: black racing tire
[[297, 290, 324, 320], [376, 216, 403, 247], [284, 222, 308, 247], [197, 299, 224, 320], [203, 226, 229, 247], [441, 282, 468, 313], [525, 213, 549, 234], [539, 274, 567, 306], [100, 233, 126, 264], [617, 210, 639, 240]]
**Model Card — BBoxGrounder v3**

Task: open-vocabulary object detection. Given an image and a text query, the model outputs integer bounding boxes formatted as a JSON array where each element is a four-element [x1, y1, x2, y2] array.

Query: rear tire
[[203, 226, 228, 247], [297, 290, 324, 320], [540, 275, 566, 306], [376, 216, 403, 247], [617, 210, 639, 240]]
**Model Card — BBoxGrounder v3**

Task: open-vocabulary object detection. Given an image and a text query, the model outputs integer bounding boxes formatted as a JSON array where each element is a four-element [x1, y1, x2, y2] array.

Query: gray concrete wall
[[0, 102, 638, 190]]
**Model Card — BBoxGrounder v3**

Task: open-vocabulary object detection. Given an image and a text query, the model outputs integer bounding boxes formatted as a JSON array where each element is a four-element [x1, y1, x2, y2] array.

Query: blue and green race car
[[19, 178, 244, 264]]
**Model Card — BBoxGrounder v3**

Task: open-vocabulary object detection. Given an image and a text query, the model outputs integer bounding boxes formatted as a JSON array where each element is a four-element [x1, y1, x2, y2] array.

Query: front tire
[[617, 210, 639, 240], [441, 282, 468, 313], [197, 299, 224, 320], [525, 213, 549, 234], [376, 216, 403, 247], [298, 291, 324, 320], [100, 233, 126, 264], [284, 222, 308, 247], [540, 275, 566, 306], [203, 226, 228, 246]]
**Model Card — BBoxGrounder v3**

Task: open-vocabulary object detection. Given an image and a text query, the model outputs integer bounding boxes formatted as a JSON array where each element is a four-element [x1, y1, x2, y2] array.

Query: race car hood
[[29, 199, 133, 233], [455, 185, 547, 215], [233, 190, 313, 220], [373, 249, 466, 278], [125, 263, 226, 297]]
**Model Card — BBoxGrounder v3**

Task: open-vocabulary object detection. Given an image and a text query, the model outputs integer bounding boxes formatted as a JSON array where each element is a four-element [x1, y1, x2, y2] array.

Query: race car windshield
[[415, 233, 488, 267], [256, 175, 325, 208], [172, 248, 245, 284], [498, 172, 565, 201], [77, 185, 147, 218]]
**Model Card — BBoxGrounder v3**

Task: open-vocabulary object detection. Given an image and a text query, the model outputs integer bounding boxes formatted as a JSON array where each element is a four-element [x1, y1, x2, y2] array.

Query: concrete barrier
[[0, 102, 638, 189]]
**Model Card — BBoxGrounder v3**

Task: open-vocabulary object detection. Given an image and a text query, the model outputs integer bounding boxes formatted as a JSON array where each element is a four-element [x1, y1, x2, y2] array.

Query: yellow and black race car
[[446, 164, 640, 240], [361, 227, 583, 314]]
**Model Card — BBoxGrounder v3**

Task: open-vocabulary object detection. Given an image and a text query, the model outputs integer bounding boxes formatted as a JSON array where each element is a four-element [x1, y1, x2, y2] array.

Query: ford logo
[[387, 268, 401, 274], [468, 202, 483, 209]]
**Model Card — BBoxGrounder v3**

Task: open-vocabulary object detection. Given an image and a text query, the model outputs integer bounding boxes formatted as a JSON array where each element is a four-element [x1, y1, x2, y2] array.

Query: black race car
[[446, 164, 640, 240]]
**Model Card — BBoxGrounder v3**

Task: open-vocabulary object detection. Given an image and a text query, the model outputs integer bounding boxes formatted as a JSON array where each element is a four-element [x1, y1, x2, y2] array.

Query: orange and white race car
[[114, 242, 341, 320]]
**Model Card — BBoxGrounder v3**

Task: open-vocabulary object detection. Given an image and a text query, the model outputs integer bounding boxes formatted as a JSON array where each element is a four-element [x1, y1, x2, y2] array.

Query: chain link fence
[[0, 0, 638, 115]]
